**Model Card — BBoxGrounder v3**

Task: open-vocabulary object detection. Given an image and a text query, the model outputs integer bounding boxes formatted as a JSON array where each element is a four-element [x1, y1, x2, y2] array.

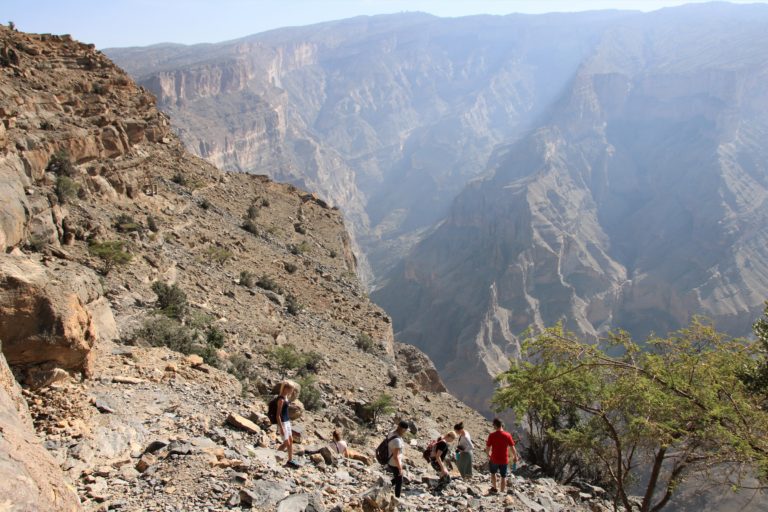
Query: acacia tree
[[493, 320, 768, 512]]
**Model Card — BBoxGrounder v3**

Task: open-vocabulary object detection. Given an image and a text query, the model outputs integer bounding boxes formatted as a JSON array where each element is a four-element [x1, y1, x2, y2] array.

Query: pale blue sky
[[4, 1, 766, 49]]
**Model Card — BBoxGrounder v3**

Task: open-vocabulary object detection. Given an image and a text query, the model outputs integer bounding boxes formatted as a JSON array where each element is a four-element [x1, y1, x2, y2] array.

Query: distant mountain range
[[107, 2, 768, 433]]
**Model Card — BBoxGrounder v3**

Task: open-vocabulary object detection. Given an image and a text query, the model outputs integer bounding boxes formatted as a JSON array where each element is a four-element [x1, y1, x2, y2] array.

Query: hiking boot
[[285, 459, 301, 469], [488, 487, 498, 495]]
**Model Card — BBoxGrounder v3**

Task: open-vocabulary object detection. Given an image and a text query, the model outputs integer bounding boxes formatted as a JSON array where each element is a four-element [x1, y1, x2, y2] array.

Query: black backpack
[[267, 395, 280, 424], [376, 434, 396, 465]]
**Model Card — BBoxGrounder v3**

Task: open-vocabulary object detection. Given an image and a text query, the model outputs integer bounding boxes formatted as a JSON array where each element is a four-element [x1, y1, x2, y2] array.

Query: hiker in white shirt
[[454, 421, 474, 478]]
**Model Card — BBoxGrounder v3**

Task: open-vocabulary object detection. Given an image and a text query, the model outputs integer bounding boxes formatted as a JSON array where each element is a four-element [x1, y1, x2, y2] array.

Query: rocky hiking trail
[[29, 338, 612, 512]]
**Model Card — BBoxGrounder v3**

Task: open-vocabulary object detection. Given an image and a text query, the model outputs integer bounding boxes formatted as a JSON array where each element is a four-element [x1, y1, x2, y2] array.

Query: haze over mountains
[[107, 2, 768, 415]]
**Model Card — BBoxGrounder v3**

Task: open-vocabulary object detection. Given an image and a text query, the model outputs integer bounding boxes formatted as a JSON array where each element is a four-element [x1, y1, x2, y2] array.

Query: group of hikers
[[270, 382, 521, 498], [385, 418, 520, 497]]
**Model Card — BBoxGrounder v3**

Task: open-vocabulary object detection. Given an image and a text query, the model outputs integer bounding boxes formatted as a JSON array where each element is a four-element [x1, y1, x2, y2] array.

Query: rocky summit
[[0, 25, 615, 512]]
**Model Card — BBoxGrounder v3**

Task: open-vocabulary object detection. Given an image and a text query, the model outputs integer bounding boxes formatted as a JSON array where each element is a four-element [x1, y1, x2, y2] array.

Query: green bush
[[239, 270, 256, 288], [206, 325, 225, 349], [256, 274, 282, 293], [151, 281, 187, 319], [146, 215, 159, 232], [55, 175, 80, 204], [205, 246, 234, 264], [356, 332, 375, 353], [228, 353, 257, 382], [171, 173, 188, 186], [114, 213, 142, 233], [269, 344, 322, 376], [364, 393, 395, 426], [288, 241, 311, 255], [130, 316, 196, 354], [88, 240, 132, 275], [297, 375, 322, 411], [128, 315, 221, 368], [286, 294, 302, 315], [247, 203, 260, 220], [269, 344, 305, 375], [46, 150, 75, 176], [242, 219, 259, 236]]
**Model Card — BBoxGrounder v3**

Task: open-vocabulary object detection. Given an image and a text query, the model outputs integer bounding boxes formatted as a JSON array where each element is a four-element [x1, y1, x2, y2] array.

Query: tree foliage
[[88, 240, 132, 274], [741, 302, 768, 397], [493, 320, 768, 512]]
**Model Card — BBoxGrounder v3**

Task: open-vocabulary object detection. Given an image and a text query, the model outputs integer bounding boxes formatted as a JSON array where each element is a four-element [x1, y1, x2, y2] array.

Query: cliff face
[[107, 12, 633, 282], [373, 3, 768, 428]]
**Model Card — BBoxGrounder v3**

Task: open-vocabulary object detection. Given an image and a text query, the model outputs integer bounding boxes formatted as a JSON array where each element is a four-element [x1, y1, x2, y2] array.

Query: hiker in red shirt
[[485, 418, 520, 494]]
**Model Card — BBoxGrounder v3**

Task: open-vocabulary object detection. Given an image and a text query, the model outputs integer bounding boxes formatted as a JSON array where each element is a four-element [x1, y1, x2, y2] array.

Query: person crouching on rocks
[[453, 422, 474, 479], [276, 382, 298, 468], [388, 420, 410, 498], [430, 432, 456, 491]]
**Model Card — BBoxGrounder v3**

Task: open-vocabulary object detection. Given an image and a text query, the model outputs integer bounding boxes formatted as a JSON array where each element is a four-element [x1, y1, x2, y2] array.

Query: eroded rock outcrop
[[0, 347, 81, 511], [0, 253, 109, 382]]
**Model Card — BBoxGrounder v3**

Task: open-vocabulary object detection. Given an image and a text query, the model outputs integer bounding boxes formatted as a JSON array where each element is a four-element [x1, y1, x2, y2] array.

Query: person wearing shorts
[[485, 418, 519, 494], [276, 382, 298, 468]]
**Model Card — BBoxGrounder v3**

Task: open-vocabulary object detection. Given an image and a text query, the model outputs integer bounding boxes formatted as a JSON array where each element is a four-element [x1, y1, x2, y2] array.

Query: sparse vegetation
[[297, 375, 322, 411], [269, 344, 322, 377], [260, 197, 270, 207], [284, 262, 298, 274], [329, 249, 338, 258], [55, 175, 80, 204], [239, 270, 256, 288], [356, 332, 375, 353], [242, 219, 259, 235], [206, 325, 225, 349], [171, 172, 188, 186], [204, 245, 234, 264], [286, 294, 302, 315], [129, 316, 196, 354], [228, 353, 258, 384], [88, 240, 132, 274], [147, 215, 159, 232], [256, 274, 282, 294], [151, 281, 187, 319], [114, 213, 142, 233], [288, 241, 311, 255], [364, 393, 395, 427], [127, 315, 223, 368], [247, 203, 260, 219], [199, 198, 211, 210], [46, 150, 75, 176], [294, 223, 307, 235]]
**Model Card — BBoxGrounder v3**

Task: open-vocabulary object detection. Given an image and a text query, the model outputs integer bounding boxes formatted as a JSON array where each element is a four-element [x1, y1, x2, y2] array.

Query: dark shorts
[[489, 462, 508, 477]]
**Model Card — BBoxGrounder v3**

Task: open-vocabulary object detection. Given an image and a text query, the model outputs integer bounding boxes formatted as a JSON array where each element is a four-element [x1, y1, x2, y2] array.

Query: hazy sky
[[5, 0, 767, 49]]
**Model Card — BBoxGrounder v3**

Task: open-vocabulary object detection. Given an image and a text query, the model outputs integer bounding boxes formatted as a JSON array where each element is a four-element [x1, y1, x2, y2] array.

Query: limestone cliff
[[106, 11, 632, 282], [374, 3, 768, 430]]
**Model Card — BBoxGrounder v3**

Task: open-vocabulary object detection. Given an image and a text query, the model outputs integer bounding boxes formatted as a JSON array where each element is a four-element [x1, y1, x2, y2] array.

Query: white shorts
[[280, 420, 292, 441]]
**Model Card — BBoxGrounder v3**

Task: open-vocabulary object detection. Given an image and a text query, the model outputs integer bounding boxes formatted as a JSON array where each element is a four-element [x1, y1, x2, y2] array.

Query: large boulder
[[0, 253, 112, 379], [395, 343, 447, 393], [0, 347, 82, 511]]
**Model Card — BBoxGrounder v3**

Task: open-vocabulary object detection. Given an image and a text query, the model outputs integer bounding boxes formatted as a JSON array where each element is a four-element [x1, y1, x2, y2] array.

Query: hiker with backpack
[[376, 420, 410, 498], [424, 432, 456, 491], [453, 422, 474, 479], [485, 418, 520, 494], [271, 382, 299, 468]]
